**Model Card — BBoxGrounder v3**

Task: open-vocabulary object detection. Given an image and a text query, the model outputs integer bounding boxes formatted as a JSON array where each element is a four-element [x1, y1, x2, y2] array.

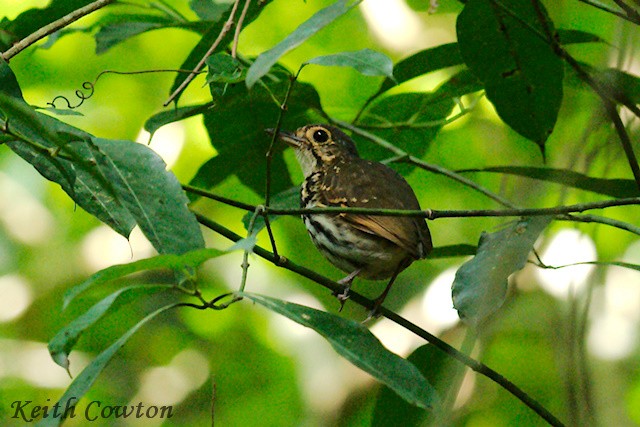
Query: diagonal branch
[[193, 212, 565, 427], [1, 0, 116, 62], [163, 0, 241, 106]]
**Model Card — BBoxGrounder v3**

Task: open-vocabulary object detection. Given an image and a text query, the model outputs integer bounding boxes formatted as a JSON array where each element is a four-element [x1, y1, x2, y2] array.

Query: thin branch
[[232, 0, 252, 58], [333, 119, 519, 209], [1, 0, 116, 62], [163, 0, 241, 106], [193, 212, 565, 427], [184, 183, 640, 221], [612, 0, 640, 23]]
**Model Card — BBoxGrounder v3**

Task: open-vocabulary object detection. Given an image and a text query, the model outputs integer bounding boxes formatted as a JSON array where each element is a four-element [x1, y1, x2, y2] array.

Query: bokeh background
[[1, 0, 640, 425]]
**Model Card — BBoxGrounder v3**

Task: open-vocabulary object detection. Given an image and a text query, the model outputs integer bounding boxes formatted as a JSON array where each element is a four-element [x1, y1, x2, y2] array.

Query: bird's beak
[[265, 128, 304, 148]]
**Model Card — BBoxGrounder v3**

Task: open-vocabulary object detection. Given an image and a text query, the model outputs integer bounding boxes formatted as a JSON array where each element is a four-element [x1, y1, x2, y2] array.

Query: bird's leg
[[334, 269, 360, 311], [363, 262, 405, 322]]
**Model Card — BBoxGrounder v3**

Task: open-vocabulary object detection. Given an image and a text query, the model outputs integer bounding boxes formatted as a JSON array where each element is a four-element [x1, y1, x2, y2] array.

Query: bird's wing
[[321, 160, 432, 259]]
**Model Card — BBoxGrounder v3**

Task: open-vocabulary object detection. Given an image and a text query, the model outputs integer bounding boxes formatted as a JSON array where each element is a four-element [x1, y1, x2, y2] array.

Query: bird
[[274, 124, 432, 316]]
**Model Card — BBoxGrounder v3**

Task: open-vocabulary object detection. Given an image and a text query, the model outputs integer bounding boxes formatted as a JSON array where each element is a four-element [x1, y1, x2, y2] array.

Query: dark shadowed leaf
[[144, 102, 214, 136], [191, 70, 322, 196], [243, 293, 440, 410], [457, 0, 563, 149], [246, 0, 360, 88], [373, 43, 464, 98], [49, 285, 172, 372], [452, 216, 553, 327], [459, 166, 639, 198], [38, 303, 180, 427], [303, 49, 395, 80], [356, 92, 455, 174], [372, 344, 458, 427]]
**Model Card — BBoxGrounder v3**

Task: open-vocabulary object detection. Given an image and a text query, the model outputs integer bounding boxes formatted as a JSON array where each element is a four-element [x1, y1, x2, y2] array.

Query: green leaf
[[63, 248, 224, 307], [303, 49, 395, 80], [206, 52, 246, 85], [92, 138, 205, 255], [0, 58, 24, 99], [452, 216, 552, 327], [37, 303, 179, 427], [49, 285, 171, 372], [373, 43, 464, 98], [556, 28, 606, 45], [144, 102, 214, 136], [191, 71, 322, 196], [458, 166, 639, 198], [356, 92, 455, 174], [593, 68, 640, 107], [94, 14, 175, 54], [457, 0, 564, 149], [243, 293, 440, 410], [189, 0, 230, 21], [245, 0, 361, 88], [372, 344, 458, 427]]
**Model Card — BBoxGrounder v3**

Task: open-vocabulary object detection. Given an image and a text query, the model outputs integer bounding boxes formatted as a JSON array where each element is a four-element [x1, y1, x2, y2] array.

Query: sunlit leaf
[[457, 0, 563, 149], [49, 285, 172, 372], [246, 0, 361, 88], [38, 303, 180, 427], [452, 216, 553, 327], [63, 248, 224, 307], [243, 293, 440, 410], [303, 49, 395, 80], [92, 137, 205, 255]]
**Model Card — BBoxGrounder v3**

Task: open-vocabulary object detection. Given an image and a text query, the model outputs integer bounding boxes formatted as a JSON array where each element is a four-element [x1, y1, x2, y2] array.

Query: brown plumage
[[276, 124, 432, 314]]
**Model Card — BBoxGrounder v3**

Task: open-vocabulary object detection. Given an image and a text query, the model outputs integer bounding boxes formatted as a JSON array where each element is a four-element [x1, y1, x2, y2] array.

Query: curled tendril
[[47, 80, 95, 110], [46, 69, 202, 111]]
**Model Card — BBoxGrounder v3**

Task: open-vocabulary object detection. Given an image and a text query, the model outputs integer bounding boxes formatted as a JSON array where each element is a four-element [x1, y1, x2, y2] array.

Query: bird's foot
[[333, 270, 359, 312]]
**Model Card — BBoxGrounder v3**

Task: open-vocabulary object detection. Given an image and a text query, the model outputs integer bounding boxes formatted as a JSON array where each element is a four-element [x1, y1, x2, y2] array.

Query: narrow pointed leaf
[[37, 303, 179, 427], [49, 285, 171, 372], [246, 0, 361, 88], [452, 216, 552, 327], [144, 102, 214, 136], [243, 293, 440, 410], [63, 248, 224, 308], [304, 49, 395, 80]]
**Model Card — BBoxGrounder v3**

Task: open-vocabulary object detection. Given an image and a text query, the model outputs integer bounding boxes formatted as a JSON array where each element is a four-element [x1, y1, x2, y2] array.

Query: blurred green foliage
[[1, 0, 640, 426]]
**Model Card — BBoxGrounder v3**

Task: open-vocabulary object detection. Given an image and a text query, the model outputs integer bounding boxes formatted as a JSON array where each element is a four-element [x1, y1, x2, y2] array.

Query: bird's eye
[[312, 129, 329, 143]]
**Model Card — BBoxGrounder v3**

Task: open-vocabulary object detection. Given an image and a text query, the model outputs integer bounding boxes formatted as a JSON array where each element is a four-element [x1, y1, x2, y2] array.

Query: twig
[[332, 119, 519, 209], [193, 212, 565, 427], [184, 183, 640, 221], [232, 0, 252, 58], [1, 0, 115, 62], [163, 0, 241, 106]]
